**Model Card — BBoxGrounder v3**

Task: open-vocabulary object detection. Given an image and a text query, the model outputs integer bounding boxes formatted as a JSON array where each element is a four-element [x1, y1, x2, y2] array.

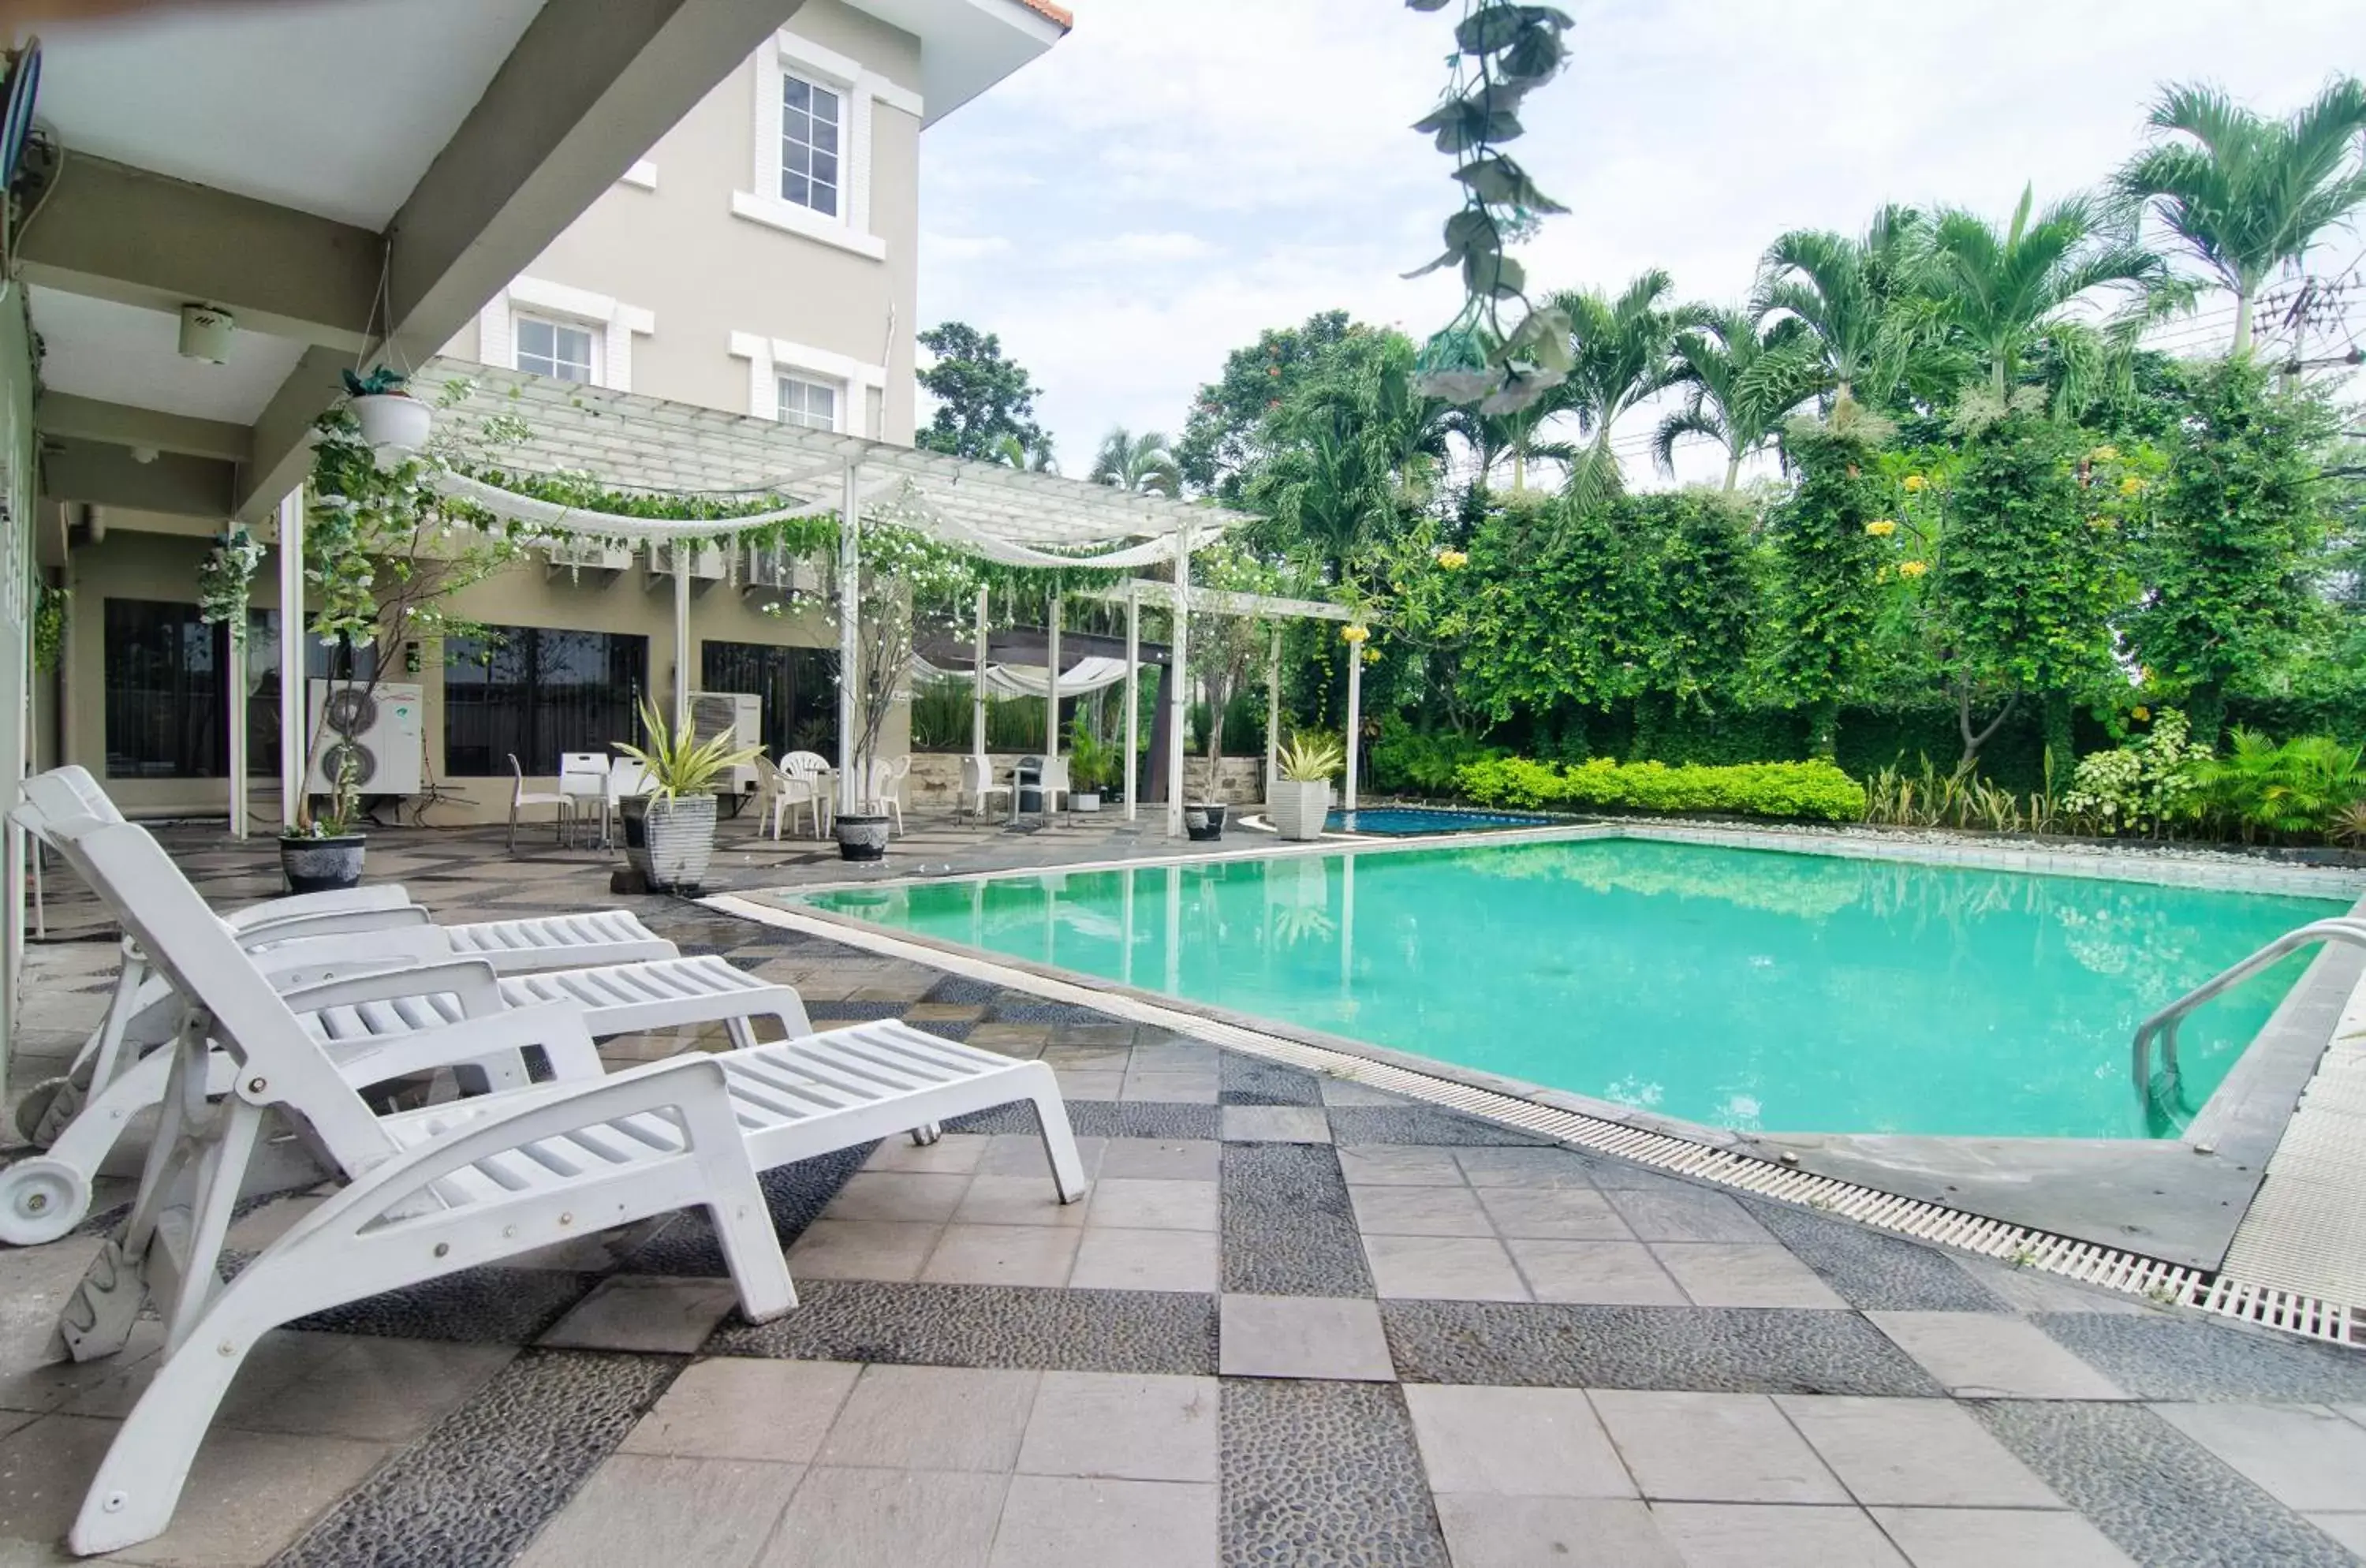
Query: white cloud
[[922, 0, 2366, 479]]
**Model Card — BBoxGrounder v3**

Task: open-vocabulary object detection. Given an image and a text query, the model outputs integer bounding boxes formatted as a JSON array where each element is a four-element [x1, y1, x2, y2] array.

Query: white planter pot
[[622, 793, 717, 890], [1267, 779, 1334, 840], [350, 393, 432, 454], [1073, 792, 1102, 812]]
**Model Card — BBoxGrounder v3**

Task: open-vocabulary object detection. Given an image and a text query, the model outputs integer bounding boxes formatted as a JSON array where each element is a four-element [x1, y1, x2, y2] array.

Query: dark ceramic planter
[[281, 833, 365, 894], [836, 812, 892, 862], [1185, 801, 1227, 842]]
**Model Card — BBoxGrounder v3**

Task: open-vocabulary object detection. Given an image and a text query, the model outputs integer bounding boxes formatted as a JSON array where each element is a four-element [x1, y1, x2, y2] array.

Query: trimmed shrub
[[1457, 755, 1865, 823]]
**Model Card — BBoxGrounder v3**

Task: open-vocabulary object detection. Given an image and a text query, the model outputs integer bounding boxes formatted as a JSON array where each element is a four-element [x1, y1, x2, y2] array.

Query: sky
[[918, 0, 2365, 488]]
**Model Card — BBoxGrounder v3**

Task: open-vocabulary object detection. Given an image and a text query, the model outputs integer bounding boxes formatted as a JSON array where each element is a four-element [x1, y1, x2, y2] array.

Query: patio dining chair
[[778, 750, 833, 838], [603, 755, 654, 846], [507, 754, 571, 852], [960, 754, 1013, 821], [752, 754, 815, 842], [857, 756, 909, 835], [1037, 755, 1075, 823], [558, 752, 608, 843]]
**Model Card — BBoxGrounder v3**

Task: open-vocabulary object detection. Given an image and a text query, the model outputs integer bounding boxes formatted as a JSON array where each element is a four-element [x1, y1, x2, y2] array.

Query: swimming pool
[[796, 838, 2350, 1140], [1326, 805, 1557, 835]]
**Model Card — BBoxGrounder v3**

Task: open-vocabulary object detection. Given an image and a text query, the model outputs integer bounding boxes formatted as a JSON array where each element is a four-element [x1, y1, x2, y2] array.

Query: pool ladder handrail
[[2131, 917, 2366, 1107]]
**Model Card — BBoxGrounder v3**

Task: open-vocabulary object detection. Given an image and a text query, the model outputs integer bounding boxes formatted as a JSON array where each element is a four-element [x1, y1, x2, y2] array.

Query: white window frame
[[776, 371, 841, 431], [776, 68, 845, 220], [513, 314, 601, 385], [730, 30, 917, 263], [477, 278, 655, 393], [729, 330, 886, 435]]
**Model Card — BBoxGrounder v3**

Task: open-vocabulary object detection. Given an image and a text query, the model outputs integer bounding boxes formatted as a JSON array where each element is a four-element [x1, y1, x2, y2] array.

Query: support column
[[972, 586, 988, 760], [671, 549, 692, 730], [1123, 585, 1140, 822], [836, 461, 861, 817], [1265, 624, 1282, 801], [1045, 591, 1061, 766], [226, 625, 248, 839], [1166, 532, 1192, 838], [1343, 625, 1363, 816], [277, 487, 305, 830]]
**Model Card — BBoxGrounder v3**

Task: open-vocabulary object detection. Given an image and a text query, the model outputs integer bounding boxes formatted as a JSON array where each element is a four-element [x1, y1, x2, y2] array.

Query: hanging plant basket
[[350, 392, 432, 454]]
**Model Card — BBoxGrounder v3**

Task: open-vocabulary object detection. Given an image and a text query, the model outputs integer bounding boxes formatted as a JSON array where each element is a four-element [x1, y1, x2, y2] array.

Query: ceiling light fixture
[[177, 303, 233, 363]]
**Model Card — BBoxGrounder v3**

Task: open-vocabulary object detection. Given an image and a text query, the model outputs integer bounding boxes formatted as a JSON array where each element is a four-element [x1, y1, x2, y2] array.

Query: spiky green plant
[[1278, 730, 1348, 783], [615, 698, 763, 803]]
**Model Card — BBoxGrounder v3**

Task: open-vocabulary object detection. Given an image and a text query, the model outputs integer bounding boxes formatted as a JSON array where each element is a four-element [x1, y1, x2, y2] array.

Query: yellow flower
[[2118, 475, 2144, 497], [1362, 646, 1381, 665], [1875, 564, 1893, 581], [1435, 548, 1468, 570], [1898, 559, 1929, 579], [1901, 474, 1928, 494], [1341, 624, 1370, 644], [2133, 706, 2151, 721], [1864, 519, 1898, 537], [2088, 444, 2121, 463]]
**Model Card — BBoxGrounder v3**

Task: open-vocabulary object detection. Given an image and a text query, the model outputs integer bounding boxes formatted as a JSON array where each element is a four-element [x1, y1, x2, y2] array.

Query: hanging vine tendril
[[1404, 0, 1575, 413]]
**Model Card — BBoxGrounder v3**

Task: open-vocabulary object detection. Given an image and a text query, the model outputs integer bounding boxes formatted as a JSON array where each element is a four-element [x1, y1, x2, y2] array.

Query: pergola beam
[[41, 438, 237, 517], [38, 394, 253, 465]]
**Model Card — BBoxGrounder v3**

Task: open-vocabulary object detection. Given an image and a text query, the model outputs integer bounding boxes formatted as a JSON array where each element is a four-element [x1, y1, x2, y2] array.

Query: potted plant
[[1066, 718, 1113, 812], [1269, 730, 1345, 841], [614, 697, 760, 890], [342, 367, 433, 454], [281, 746, 367, 892]]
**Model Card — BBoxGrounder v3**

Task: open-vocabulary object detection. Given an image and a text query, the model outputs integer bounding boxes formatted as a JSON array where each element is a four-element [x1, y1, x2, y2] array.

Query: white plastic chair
[[1037, 755, 1074, 823], [602, 755, 653, 846], [960, 755, 1012, 821], [778, 751, 833, 838], [558, 752, 607, 843], [508, 755, 571, 851], [856, 756, 909, 834], [753, 754, 821, 842]]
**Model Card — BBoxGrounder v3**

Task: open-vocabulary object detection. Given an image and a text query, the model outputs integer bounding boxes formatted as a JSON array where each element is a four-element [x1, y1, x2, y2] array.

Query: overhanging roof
[[413, 359, 1245, 556]]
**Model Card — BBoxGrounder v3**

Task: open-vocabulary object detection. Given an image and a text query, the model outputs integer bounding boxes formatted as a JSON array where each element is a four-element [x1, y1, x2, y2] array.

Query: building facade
[[42, 0, 1065, 823]]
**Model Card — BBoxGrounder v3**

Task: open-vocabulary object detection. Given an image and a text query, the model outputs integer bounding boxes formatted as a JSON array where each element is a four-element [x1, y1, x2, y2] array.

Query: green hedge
[[1456, 755, 1867, 822]]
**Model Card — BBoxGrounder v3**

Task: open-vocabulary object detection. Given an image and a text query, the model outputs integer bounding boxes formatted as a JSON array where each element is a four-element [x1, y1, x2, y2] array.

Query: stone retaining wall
[[904, 752, 1268, 810]]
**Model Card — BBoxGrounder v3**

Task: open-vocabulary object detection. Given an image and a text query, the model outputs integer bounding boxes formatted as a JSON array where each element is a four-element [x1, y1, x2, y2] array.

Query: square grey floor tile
[[1870, 1312, 2125, 1400], [921, 1223, 1081, 1288], [1121, 1072, 1219, 1104], [515, 1454, 797, 1568], [816, 1365, 1041, 1471], [1590, 1391, 1849, 1503], [1474, 1185, 1632, 1239], [1098, 1139, 1221, 1182], [978, 1133, 1107, 1178], [824, 1171, 971, 1223], [1088, 1178, 1219, 1232], [1774, 1396, 2064, 1507], [1454, 1147, 1603, 1189], [754, 1467, 1006, 1568], [988, 1475, 1218, 1568], [1016, 1371, 1220, 1483], [1508, 1239, 1687, 1305], [538, 1277, 743, 1353], [2151, 1402, 2366, 1510], [953, 1174, 1091, 1228], [621, 1359, 861, 1463], [1069, 1227, 1219, 1294], [1649, 1501, 1908, 1566], [862, 1133, 989, 1174], [1221, 1105, 1331, 1144], [1867, 1506, 2136, 1566], [1433, 1495, 1680, 1567], [1651, 1244, 1848, 1309], [1349, 1183, 1496, 1238], [1366, 1234, 1532, 1301], [1335, 1143, 1468, 1186], [1218, 1294, 1394, 1381], [786, 1219, 941, 1282], [1604, 1188, 1776, 1243], [1053, 1070, 1126, 1100], [1404, 1384, 1634, 1498], [211, 1335, 514, 1445]]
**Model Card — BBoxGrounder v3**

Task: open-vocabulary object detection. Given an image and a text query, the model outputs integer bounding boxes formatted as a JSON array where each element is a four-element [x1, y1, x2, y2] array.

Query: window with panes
[[779, 71, 842, 217]]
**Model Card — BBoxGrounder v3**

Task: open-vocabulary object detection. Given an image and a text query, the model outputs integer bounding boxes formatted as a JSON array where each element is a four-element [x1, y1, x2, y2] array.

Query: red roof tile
[[1015, 0, 1073, 30]]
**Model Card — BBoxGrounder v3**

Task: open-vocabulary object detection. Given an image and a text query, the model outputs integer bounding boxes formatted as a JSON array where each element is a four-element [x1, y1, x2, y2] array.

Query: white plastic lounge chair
[[40, 812, 1083, 1555]]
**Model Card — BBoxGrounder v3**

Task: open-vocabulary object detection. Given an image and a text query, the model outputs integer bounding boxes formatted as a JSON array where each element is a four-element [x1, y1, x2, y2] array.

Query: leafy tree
[[990, 431, 1058, 472], [915, 322, 1046, 460], [1176, 310, 1354, 502], [1623, 491, 1759, 753], [2113, 78, 2366, 354], [2125, 357, 2333, 745], [1548, 271, 1705, 506], [1755, 207, 1932, 410], [1924, 187, 2170, 405], [1088, 427, 1182, 497], [1760, 405, 1894, 757], [1245, 331, 1448, 584], [1653, 307, 1819, 490], [1453, 495, 1630, 726]]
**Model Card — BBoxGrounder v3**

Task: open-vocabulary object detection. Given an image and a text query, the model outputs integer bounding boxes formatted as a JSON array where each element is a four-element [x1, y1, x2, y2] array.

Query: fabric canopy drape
[[910, 655, 1134, 699]]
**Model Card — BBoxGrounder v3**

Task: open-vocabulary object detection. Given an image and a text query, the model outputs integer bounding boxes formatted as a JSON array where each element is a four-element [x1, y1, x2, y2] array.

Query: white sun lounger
[[30, 813, 1085, 1556]]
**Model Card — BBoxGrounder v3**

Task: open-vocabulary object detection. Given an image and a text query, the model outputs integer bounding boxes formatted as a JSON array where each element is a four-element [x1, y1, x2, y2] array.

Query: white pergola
[[263, 360, 1252, 837]]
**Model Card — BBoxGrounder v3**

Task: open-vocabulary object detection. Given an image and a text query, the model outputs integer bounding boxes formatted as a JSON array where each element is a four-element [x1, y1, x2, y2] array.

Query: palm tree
[[1446, 400, 1578, 492], [1252, 343, 1449, 584], [1548, 270, 1704, 506], [1925, 186, 2170, 402], [1088, 427, 1181, 496], [1755, 205, 1932, 410], [991, 431, 1058, 473], [2113, 79, 2366, 354], [1651, 307, 1819, 490]]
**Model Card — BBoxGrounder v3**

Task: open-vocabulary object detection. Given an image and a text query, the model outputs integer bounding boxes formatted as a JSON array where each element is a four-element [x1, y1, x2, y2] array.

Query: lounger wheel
[[0, 1156, 92, 1246], [13, 1076, 72, 1148]]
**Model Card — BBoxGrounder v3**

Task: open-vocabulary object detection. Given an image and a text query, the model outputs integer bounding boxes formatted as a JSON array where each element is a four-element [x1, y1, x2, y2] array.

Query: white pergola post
[[836, 461, 861, 817], [971, 586, 988, 760], [1045, 591, 1061, 767], [1166, 528, 1192, 837], [226, 628, 248, 840], [276, 487, 305, 829], [1265, 623, 1282, 802], [1122, 585, 1140, 822], [671, 551, 692, 730], [1344, 626, 1363, 815]]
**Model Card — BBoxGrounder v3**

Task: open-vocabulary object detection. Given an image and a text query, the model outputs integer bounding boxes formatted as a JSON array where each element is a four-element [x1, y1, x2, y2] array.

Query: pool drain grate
[[709, 894, 2363, 1348]]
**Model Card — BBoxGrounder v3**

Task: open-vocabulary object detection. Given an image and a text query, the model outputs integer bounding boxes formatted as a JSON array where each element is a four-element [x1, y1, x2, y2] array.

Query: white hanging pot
[[351, 392, 432, 454]]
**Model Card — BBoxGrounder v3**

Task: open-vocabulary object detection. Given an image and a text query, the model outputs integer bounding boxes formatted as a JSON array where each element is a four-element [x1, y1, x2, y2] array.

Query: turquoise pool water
[[797, 839, 2353, 1139]]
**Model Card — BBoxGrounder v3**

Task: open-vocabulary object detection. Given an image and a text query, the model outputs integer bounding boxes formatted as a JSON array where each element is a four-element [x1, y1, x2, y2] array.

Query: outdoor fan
[[318, 739, 378, 790], [320, 687, 379, 736]]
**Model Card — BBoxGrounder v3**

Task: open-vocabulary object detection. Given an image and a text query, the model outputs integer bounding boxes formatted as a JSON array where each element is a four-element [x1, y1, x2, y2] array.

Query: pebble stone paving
[[0, 813, 2362, 1565]]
